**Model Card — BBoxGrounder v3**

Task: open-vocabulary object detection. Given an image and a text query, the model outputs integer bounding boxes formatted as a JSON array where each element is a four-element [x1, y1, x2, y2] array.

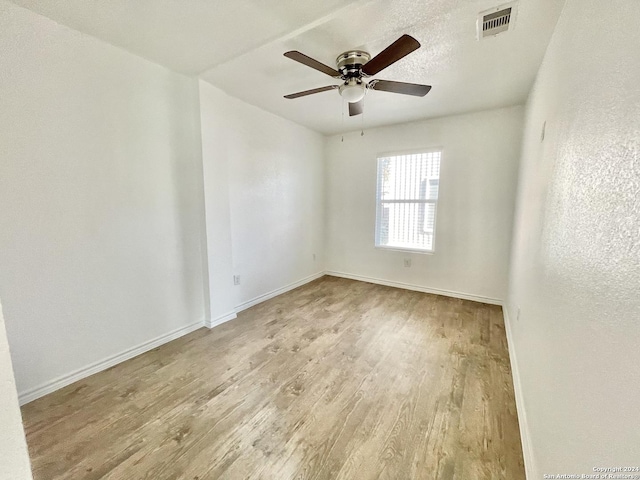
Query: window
[[375, 151, 441, 252]]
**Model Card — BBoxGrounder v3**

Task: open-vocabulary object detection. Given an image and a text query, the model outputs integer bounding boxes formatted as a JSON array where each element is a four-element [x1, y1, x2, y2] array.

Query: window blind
[[375, 151, 441, 252]]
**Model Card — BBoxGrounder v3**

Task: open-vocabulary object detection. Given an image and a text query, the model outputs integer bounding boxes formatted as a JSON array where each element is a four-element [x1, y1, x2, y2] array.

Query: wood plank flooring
[[21, 276, 525, 480]]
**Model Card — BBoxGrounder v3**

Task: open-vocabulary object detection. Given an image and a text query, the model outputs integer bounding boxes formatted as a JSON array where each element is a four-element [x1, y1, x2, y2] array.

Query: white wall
[[199, 81, 325, 318], [325, 106, 524, 303], [199, 82, 236, 323], [0, 2, 207, 401], [0, 300, 33, 479], [507, 0, 640, 476]]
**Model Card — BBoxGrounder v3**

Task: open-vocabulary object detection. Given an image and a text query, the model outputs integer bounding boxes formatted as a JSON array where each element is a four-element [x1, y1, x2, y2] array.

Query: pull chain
[[361, 98, 365, 137], [341, 98, 345, 142]]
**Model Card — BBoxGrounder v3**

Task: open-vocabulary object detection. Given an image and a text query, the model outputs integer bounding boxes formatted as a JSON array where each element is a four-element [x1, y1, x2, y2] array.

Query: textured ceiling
[[6, 0, 353, 74], [8, 0, 565, 134]]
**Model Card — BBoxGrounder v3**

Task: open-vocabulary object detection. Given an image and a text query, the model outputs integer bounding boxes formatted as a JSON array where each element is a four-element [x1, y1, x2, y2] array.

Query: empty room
[[1, 0, 638, 479]]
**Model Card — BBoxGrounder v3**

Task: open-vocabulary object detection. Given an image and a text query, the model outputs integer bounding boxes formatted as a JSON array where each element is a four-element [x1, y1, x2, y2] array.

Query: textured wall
[[325, 106, 524, 302], [0, 3, 207, 400], [199, 81, 325, 314], [0, 301, 32, 479], [507, 0, 640, 476]]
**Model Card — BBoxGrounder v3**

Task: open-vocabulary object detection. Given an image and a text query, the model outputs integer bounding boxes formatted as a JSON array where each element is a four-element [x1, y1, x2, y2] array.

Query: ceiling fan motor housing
[[336, 50, 371, 78]]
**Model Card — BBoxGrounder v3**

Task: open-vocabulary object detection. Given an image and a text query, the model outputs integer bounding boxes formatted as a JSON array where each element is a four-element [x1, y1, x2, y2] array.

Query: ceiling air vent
[[477, 2, 517, 40]]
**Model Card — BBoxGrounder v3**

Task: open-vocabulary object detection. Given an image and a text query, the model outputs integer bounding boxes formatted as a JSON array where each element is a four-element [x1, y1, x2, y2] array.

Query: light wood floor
[[22, 276, 525, 480]]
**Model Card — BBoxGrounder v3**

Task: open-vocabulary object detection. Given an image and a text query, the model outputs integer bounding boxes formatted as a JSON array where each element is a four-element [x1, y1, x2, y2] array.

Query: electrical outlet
[[233, 275, 240, 286], [313, 253, 316, 261], [403, 258, 411, 268], [516, 307, 521, 321]]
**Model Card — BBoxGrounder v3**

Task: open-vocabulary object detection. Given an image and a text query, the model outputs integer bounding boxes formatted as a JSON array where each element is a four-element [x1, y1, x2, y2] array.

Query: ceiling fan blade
[[284, 85, 338, 99], [284, 51, 341, 77], [370, 80, 431, 97], [362, 34, 421, 76], [349, 100, 363, 116]]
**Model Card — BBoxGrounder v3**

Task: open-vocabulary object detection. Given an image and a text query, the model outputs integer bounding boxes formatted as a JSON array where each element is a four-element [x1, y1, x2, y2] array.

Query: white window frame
[[374, 148, 442, 254]]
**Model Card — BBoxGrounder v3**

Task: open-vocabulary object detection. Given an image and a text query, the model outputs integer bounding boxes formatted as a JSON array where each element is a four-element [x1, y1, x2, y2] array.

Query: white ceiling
[[9, 0, 565, 135]]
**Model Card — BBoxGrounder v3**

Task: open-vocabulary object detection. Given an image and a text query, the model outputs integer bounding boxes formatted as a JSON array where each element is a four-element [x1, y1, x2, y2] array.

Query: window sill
[[375, 245, 435, 255]]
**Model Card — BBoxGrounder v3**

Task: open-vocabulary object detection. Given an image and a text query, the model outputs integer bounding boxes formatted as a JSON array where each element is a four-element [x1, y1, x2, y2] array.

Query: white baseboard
[[234, 271, 325, 313], [502, 306, 534, 479], [204, 310, 237, 329], [205, 272, 324, 328], [18, 273, 325, 405], [18, 320, 204, 405], [17, 272, 504, 409], [325, 271, 503, 306]]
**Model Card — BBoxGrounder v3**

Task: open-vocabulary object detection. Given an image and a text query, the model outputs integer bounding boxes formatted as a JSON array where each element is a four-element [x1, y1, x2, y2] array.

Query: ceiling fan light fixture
[[339, 80, 366, 103]]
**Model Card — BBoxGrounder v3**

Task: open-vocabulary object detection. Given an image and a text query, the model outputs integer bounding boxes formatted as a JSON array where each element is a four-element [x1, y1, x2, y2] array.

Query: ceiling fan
[[283, 34, 431, 116]]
